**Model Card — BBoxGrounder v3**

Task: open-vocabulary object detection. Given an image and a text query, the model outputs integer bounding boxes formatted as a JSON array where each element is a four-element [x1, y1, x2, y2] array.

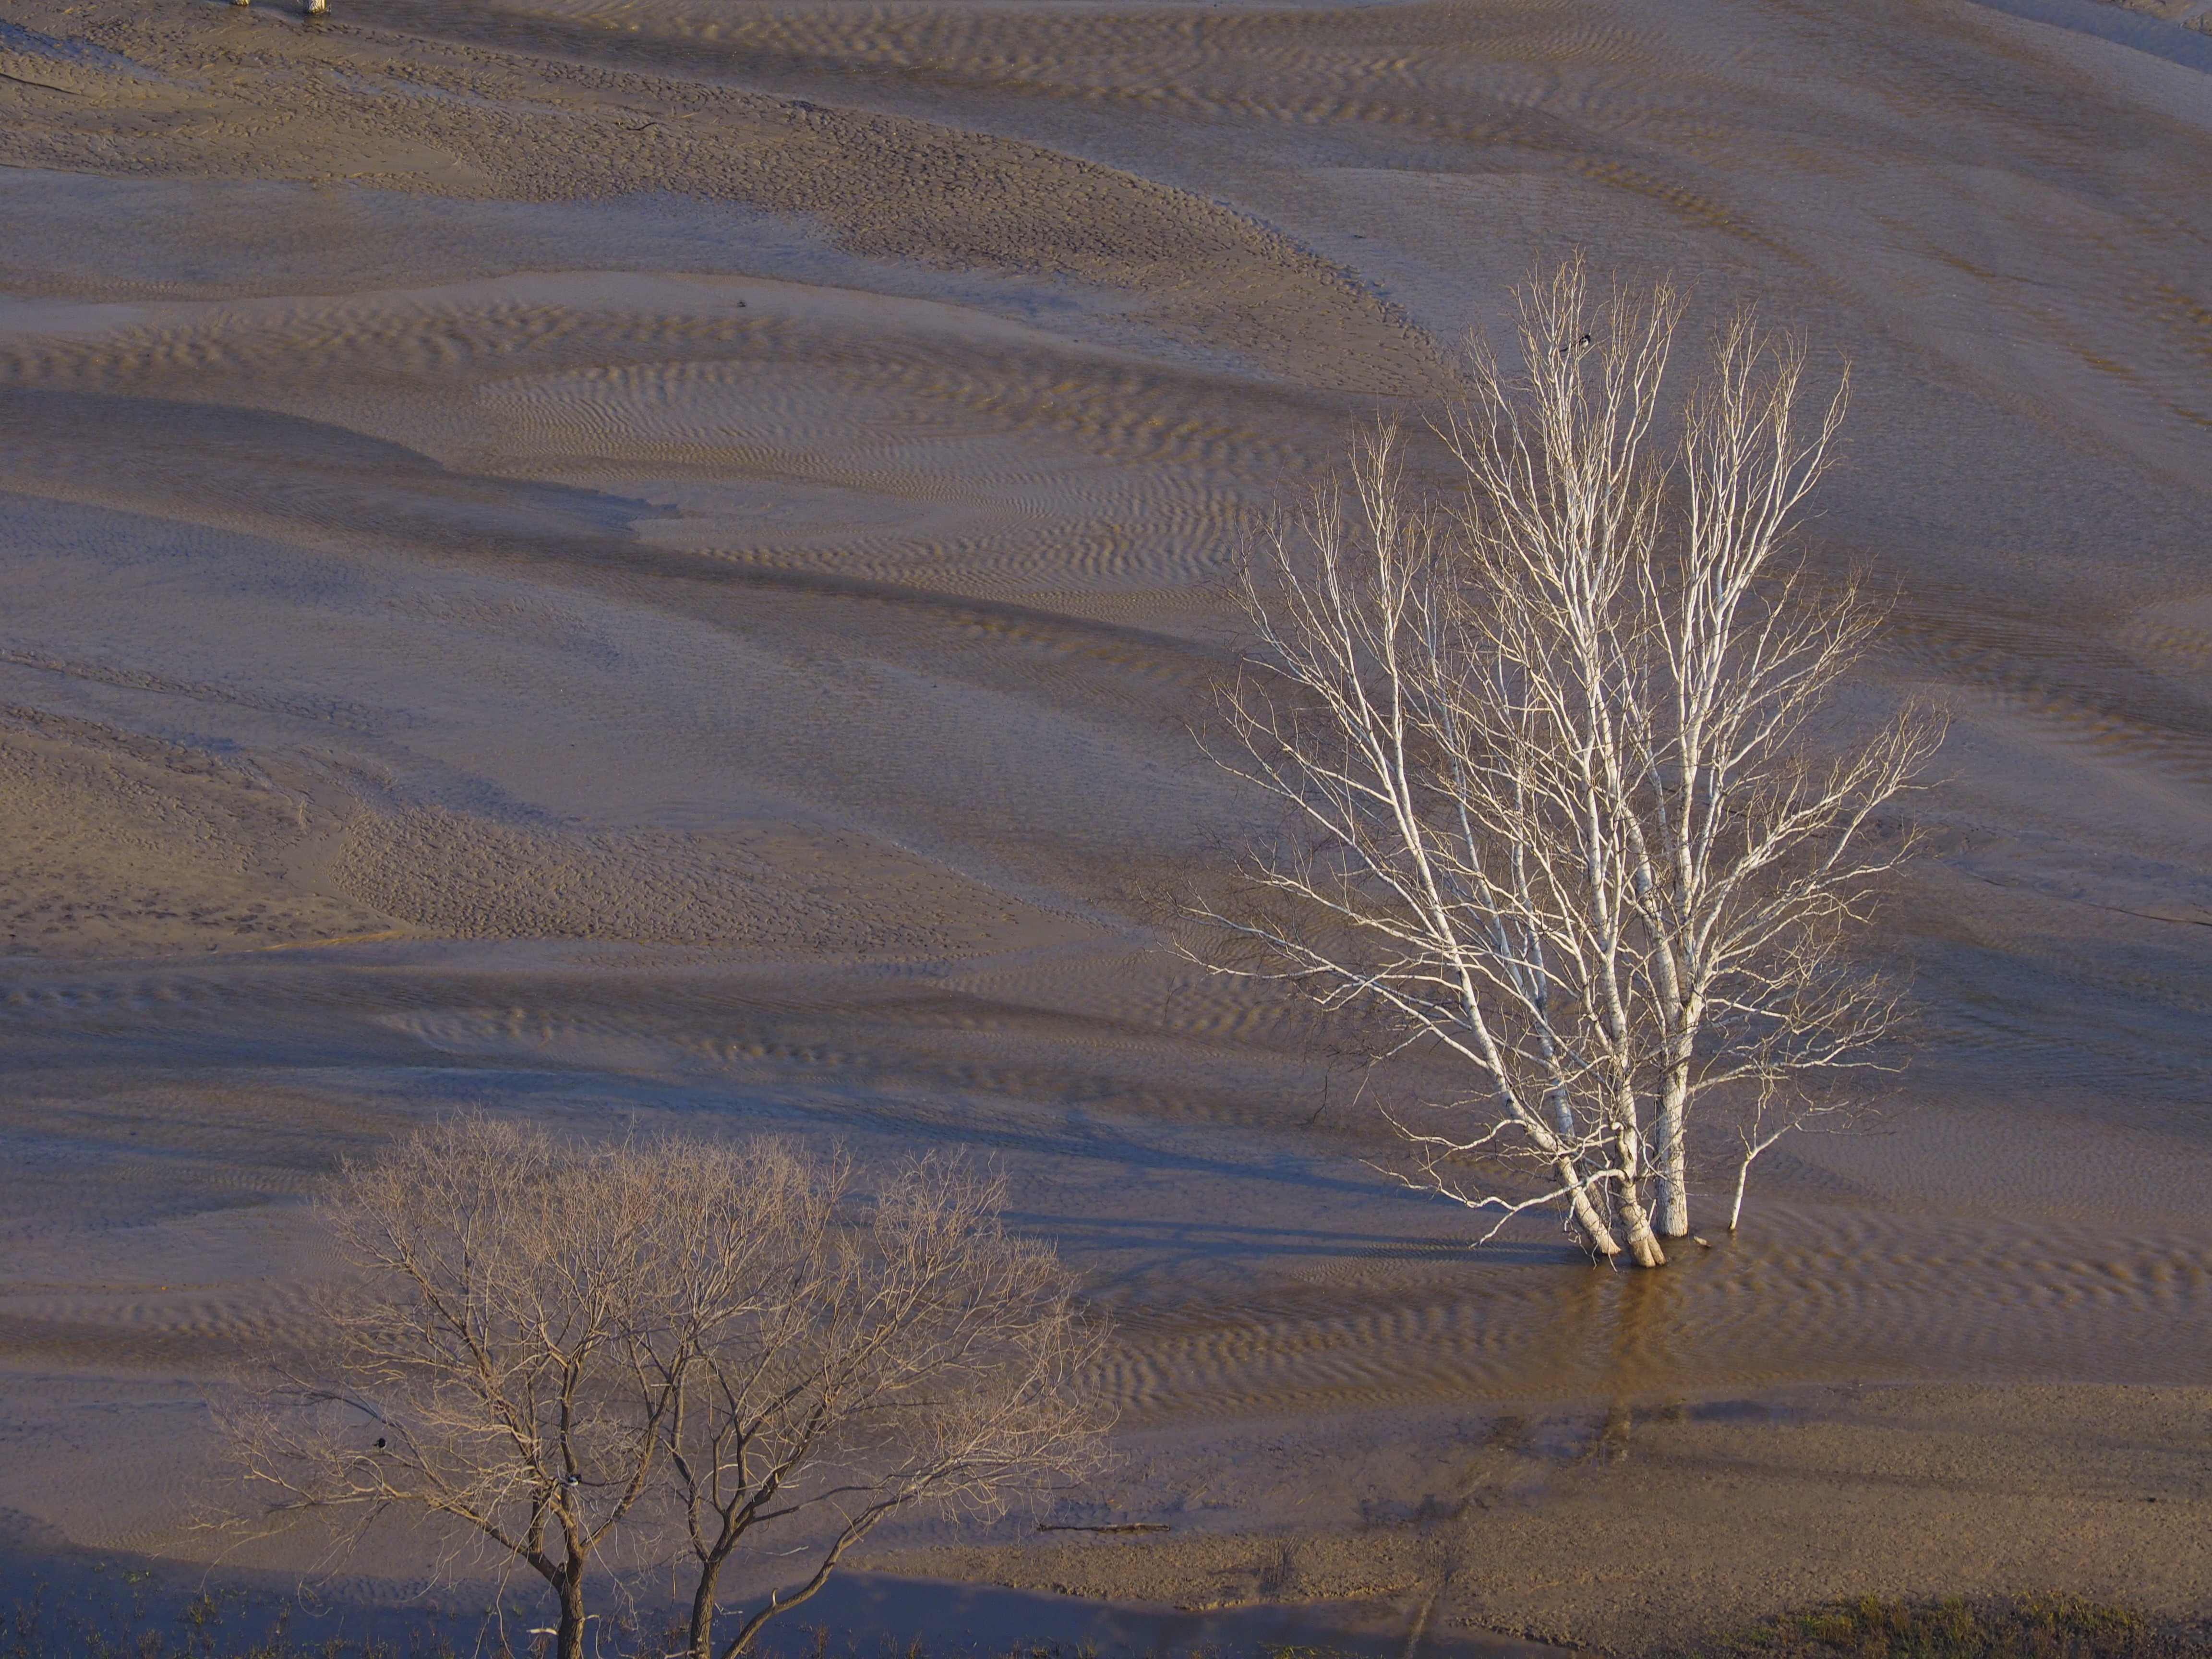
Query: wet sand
[[0, 0, 2209, 1646]]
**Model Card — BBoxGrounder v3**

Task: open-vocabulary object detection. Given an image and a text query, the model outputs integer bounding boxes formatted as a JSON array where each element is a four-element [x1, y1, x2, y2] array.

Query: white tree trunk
[[1558, 1155, 1622, 1258], [1619, 1191, 1667, 1268], [1613, 1118, 1667, 1267], [1655, 1066, 1691, 1238]]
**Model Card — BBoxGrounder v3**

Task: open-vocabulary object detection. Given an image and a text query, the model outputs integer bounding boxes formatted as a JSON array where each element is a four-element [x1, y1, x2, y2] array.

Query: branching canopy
[[1194, 260, 1942, 1264]]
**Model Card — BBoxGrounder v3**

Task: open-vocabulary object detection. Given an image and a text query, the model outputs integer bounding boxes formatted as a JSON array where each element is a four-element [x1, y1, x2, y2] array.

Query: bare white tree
[[1195, 259, 1941, 1266], [221, 1120, 1107, 1659]]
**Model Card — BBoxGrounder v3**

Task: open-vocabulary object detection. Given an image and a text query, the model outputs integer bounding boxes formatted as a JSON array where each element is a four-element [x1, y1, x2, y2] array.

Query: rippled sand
[[0, 0, 2209, 1644]]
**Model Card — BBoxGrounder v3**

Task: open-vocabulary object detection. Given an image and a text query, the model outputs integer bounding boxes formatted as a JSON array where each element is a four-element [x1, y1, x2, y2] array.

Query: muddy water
[[3, 942, 2206, 1413], [0, 0, 2210, 1637]]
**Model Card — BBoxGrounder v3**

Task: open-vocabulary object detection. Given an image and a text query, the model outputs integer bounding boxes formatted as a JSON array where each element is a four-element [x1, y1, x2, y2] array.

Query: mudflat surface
[[0, 0, 2208, 1647]]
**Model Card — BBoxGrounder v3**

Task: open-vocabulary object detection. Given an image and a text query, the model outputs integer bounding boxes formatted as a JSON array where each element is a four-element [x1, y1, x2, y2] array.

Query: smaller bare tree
[[1194, 259, 1942, 1264], [660, 1149, 1107, 1659], [221, 1120, 1107, 1659]]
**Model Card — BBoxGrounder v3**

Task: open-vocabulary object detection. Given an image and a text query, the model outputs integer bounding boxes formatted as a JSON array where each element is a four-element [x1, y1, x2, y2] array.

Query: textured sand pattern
[[0, 703, 390, 955], [334, 806, 1045, 951], [0, 0, 2210, 1643]]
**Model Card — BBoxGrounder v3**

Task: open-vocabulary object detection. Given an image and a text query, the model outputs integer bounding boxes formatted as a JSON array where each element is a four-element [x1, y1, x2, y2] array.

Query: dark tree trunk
[[689, 1535, 744, 1659], [688, 1560, 723, 1659], [557, 1564, 589, 1659]]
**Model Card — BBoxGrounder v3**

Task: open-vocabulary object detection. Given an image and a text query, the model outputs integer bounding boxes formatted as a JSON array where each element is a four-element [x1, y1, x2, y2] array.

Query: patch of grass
[[1679, 1596, 2209, 1659]]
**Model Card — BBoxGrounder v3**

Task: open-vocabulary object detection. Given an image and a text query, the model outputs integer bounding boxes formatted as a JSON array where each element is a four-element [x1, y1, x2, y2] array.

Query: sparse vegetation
[[4, 1576, 458, 1659], [217, 1119, 1109, 1659], [1675, 1596, 2209, 1659], [10, 1585, 2207, 1659]]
